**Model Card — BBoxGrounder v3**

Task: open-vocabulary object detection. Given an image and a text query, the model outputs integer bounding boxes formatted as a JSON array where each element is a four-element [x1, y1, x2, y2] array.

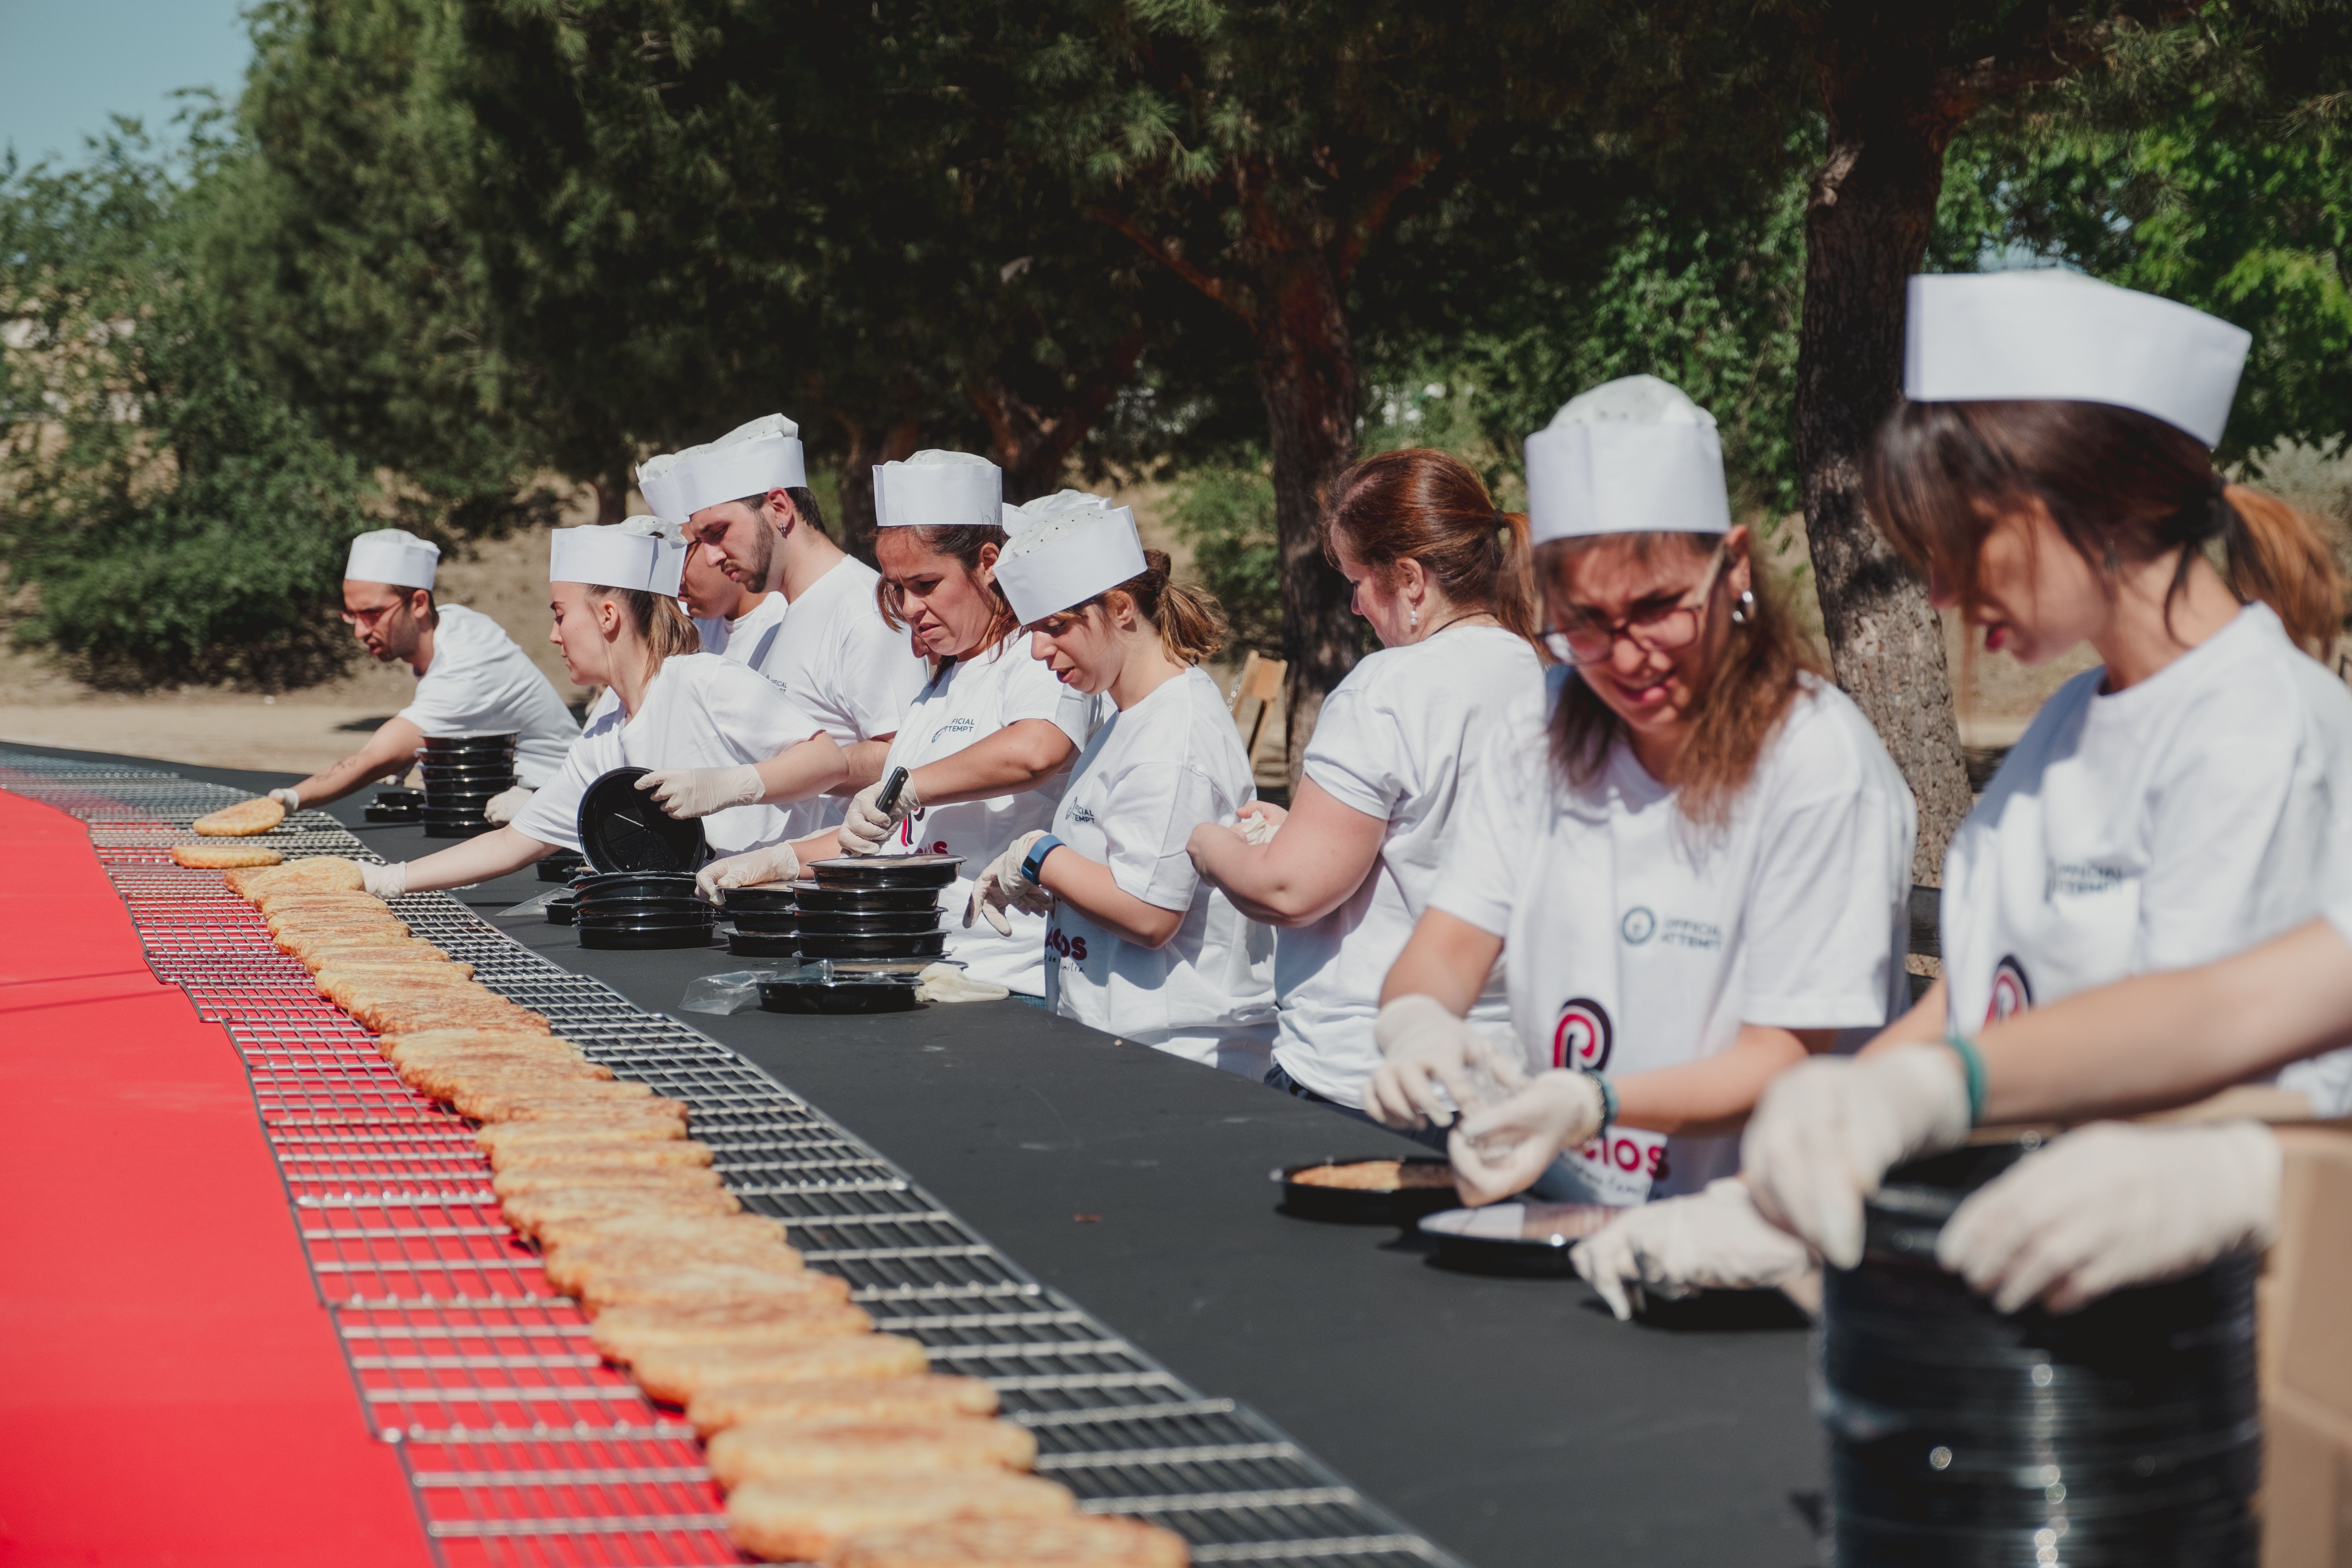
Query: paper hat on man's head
[[1524, 376, 1731, 545], [637, 414, 808, 521], [1904, 271, 2250, 448], [874, 450, 1003, 530], [995, 492, 1146, 623], [345, 529, 441, 590], [550, 517, 686, 598]]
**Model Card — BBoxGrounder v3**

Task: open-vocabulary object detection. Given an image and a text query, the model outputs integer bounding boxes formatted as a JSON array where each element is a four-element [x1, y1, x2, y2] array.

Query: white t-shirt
[[399, 604, 580, 787], [1272, 626, 1544, 1105], [872, 637, 1104, 996], [1044, 665, 1277, 1073], [512, 653, 831, 858], [1942, 604, 2352, 1115], [1433, 670, 1915, 1203]]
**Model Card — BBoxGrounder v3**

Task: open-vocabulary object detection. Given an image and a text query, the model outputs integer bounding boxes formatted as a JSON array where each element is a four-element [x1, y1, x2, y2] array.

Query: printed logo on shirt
[[1620, 907, 1657, 945], [1658, 917, 1723, 951], [1551, 998, 1613, 1073], [1044, 922, 1089, 962], [932, 717, 977, 743], [2045, 860, 2129, 899], [1067, 805, 1098, 824], [1985, 955, 2034, 1025]]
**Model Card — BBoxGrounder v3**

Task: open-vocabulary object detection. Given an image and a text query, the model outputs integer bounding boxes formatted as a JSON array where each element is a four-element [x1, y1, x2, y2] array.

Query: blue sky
[[0, 0, 254, 167]]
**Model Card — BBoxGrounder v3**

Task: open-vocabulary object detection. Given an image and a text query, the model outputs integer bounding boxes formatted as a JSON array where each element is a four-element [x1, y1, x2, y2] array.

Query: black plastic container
[[728, 911, 800, 935], [365, 788, 423, 823], [545, 891, 577, 926], [576, 912, 718, 933], [721, 886, 799, 914], [419, 733, 518, 753], [807, 854, 962, 889], [729, 929, 800, 958], [1415, 1201, 1617, 1274], [1824, 1141, 2260, 1567], [791, 880, 943, 913], [577, 766, 705, 874], [573, 871, 702, 903], [1272, 1158, 1462, 1226], [537, 851, 587, 882], [757, 971, 920, 1013], [579, 923, 718, 951], [795, 907, 944, 935], [797, 929, 949, 961]]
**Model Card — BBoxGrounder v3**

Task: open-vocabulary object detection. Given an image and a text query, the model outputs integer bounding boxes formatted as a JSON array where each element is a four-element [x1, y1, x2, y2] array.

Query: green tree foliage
[[0, 123, 374, 688]]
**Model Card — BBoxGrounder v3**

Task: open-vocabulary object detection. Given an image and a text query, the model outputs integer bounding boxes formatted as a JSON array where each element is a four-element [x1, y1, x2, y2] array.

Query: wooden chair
[[1227, 651, 1287, 760]]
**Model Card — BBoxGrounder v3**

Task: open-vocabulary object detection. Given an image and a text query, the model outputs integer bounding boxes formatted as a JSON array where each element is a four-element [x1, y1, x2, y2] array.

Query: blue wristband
[[1943, 1031, 1987, 1125], [1579, 1067, 1617, 1129], [1020, 835, 1063, 887]]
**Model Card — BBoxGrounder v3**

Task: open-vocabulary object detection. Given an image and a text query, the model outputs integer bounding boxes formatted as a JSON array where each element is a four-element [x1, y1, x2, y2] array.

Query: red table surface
[[0, 791, 430, 1566]]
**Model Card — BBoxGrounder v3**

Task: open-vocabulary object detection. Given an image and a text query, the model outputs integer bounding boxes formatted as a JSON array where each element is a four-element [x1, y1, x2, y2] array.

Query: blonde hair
[[1076, 548, 1225, 666], [590, 585, 702, 668]]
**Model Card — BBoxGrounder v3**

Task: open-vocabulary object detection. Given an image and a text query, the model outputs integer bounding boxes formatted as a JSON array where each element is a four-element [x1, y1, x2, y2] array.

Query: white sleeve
[[1426, 721, 1543, 938], [1096, 760, 1225, 912], [1735, 776, 1913, 1030], [510, 733, 608, 851], [398, 658, 497, 735], [1300, 681, 1406, 822], [831, 610, 928, 741]]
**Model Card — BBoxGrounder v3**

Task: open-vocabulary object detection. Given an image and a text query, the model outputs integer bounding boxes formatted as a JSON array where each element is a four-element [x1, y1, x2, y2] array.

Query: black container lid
[[577, 766, 707, 874], [807, 854, 963, 889]]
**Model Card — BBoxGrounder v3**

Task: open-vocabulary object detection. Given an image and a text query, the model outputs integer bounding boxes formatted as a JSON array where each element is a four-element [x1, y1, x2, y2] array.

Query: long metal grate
[[1, 749, 1459, 1568]]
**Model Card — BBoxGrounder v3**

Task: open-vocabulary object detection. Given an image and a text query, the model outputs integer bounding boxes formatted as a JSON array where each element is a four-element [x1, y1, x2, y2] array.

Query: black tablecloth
[[22, 742, 1827, 1567]]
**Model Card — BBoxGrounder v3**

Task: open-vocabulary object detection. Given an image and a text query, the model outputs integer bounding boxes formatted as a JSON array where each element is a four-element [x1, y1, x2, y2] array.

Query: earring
[[1409, 608, 1419, 629], [1730, 590, 1755, 625]]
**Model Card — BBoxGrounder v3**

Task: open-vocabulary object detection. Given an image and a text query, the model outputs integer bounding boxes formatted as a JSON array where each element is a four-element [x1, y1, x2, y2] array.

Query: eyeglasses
[[339, 602, 407, 628], [1541, 543, 1730, 667]]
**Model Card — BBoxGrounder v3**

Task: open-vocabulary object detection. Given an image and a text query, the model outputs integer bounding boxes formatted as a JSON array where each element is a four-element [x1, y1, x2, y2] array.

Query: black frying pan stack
[[418, 733, 517, 838], [792, 855, 962, 960]]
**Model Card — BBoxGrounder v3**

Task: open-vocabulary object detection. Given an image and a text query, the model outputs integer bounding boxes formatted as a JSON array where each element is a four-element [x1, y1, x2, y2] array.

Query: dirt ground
[[0, 481, 2098, 774]]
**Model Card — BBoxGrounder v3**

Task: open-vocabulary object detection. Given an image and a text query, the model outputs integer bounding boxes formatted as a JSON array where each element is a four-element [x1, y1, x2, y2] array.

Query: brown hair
[[875, 524, 1020, 653], [731, 487, 832, 541], [1864, 401, 2345, 654], [1325, 448, 1541, 646], [1538, 532, 1819, 828], [590, 585, 702, 668], [1069, 548, 1226, 666]]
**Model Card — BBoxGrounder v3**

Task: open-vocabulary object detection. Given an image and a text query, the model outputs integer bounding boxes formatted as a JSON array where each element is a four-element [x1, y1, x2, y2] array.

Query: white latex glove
[[483, 784, 535, 826], [1236, 802, 1285, 846], [964, 829, 1052, 937], [1571, 1179, 1818, 1322], [636, 764, 764, 820], [361, 861, 409, 898], [914, 963, 1011, 1004], [1742, 1043, 1973, 1270], [268, 787, 303, 811], [1938, 1121, 2281, 1315], [695, 844, 803, 904], [1363, 995, 1513, 1131], [840, 775, 922, 857], [1447, 1069, 1608, 1205]]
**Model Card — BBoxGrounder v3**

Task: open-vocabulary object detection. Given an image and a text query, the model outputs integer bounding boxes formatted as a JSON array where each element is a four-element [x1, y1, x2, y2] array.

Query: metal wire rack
[[1, 751, 1460, 1568]]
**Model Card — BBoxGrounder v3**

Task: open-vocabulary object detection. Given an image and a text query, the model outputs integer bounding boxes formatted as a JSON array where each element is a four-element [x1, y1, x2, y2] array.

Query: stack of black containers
[[417, 733, 517, 838]]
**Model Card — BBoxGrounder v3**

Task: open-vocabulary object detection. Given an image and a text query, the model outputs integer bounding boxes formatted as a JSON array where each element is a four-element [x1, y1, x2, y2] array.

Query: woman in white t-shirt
[[696, 454, 1101, 995], [356, 520, 845, 898], [1187, 449, 1543, 1121], [1367, 376, 1916, 1208], [969, 501, 1275, 1073]]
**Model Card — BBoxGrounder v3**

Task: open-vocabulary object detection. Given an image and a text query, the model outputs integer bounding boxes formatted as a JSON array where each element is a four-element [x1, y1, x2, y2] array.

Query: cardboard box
[[2261, 1127, 2352, 1568]]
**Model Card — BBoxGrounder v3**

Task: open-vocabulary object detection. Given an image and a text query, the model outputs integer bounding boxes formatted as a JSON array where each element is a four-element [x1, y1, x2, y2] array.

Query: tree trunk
[[1252, 254, 1363, 785], [593, 455, 632, 526], [1798, 14, 1976, 884]]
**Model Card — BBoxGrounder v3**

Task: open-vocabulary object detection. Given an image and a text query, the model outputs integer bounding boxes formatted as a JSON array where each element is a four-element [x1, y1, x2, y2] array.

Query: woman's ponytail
[[1096, 548, 1227, 666], [1490, 509, 1540, 646], [2219, 484, 2345, 655]]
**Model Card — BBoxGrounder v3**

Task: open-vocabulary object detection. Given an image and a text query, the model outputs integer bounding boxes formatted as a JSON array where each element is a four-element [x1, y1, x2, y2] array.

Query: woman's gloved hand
[[1447, 1069, 1608, 1205], [1363, 996, 1513, 1131], [637, 765, 764, 820], [964, 829, 1053, 936], [1571, 1179, 1818, 1322], [1938, 1120, 2281, 1315], [694, 844, 802, 905], [360, 860, 409, 899], [267, 787, 303, 811], [840, 775, 921, 857], [1742, 1043, 1973, 1269], [483, 784, 535, 826]]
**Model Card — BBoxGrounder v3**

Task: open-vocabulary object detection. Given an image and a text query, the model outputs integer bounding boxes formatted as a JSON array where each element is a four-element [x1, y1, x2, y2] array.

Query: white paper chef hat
[[874, 450, 1003, 530], [1904, 271, 2250, 447], [637, 413, 808, 519], [1523, 376, 1731, 544], [550, 516, 686, 597], [344, 528, 441, 590], [995, 492, 1147, 623]]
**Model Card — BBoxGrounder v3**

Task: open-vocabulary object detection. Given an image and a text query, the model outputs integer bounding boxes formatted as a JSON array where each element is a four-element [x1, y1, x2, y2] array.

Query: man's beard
[[738, 517, 779, 590], [374, 612, 424, 663]]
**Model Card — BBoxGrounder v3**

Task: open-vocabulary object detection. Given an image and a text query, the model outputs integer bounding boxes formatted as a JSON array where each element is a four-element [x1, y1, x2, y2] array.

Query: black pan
[[578, 766, 706, 874], [797, 929, 949, 960], [758, 972, 920, 1013], [580, 924, 718, 951], [728, 911, 799, 935], [807, 855, 962, 889], [537, 851, 587, 882], [722, 886, 799, 914], [795, 907, 943, 935], [729, 929, 801, 958], [1418, 1201, 1620, 1276], [1273, 1158, 1463, 1226], [790, 880, 943, 913]]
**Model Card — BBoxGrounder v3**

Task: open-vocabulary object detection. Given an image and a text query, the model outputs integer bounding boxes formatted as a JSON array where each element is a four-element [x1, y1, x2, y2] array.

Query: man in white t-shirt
[[638, 415, 926, 822], [268, 530, 579, 813]]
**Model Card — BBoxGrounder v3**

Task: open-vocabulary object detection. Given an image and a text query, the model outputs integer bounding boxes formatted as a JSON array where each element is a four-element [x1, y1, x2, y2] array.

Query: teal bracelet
[[1579, 1067, 1618, 1129], [1943, 1031, 1987, 1125]]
